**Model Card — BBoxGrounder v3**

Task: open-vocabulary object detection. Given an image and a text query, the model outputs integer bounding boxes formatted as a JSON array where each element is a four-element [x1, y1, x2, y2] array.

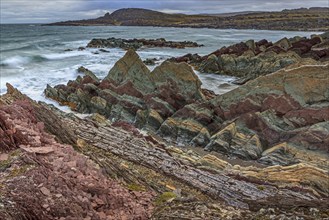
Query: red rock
[[0, 97, 154, 220], [19, 146, 54, 154], [95, 197, 106, 205], [40, 187, 51, 196], [100, 212, 107, 218], [0, 153, 9, 161]]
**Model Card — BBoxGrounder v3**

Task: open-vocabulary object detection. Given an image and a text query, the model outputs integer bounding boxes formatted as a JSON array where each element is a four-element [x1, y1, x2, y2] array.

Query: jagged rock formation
[[87, 37, 203, 50], [1, 84, 329, 219], [162, 61, 329, 167], [171, 32, 329, 84], [45, 50, 329, 170], [45, 50, 205, 124], [47, 7, 329, 31]]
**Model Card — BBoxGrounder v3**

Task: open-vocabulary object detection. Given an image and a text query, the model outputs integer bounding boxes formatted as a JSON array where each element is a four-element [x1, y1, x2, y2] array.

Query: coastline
[[1, 20, 329, 218], [43, 23, 329, 32]]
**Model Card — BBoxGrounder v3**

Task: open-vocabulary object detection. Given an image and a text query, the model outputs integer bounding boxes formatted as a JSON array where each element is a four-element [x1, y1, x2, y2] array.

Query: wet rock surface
[[87, 37, 203, 50], [171, 32, 329, 83]]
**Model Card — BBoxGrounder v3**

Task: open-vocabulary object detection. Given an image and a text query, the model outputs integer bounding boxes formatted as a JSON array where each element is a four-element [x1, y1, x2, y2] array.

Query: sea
[[0, 24, 321, 110]]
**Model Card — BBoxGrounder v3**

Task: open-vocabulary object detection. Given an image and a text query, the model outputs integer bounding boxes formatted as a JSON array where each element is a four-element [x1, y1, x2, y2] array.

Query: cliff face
[[47, 7, 329, 31]]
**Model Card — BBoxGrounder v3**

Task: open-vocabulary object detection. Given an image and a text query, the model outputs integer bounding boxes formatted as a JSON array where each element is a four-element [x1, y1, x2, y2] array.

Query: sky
[[1, 0, 328, 23]]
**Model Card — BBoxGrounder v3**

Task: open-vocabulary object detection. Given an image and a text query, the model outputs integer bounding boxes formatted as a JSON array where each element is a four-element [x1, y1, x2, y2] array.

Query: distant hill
[[48, 7, 329, 31]]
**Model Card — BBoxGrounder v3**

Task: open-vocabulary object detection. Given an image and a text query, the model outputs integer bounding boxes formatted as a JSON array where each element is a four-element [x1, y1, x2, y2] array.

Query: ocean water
[[0, 24, 321, 109]]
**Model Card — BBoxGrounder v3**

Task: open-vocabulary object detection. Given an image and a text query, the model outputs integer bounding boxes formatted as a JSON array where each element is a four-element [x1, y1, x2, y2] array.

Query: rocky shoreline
[[1, 81, 329, 219], [44, 48, 329, 165], [1, 32, 329, 219], [86, 37, 203, 50], [171, 32, 329, 84]]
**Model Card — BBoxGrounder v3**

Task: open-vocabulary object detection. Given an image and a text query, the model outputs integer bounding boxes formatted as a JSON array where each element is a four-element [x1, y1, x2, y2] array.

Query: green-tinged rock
[[245, 39, 256, 51], [198, 154, 232, 171], [216, 50, 300, 79], [105, 49, 155, 94], [155, 192, 177, 206], [109, 104, 136, 123], [191, 128, 211, 147], [135, 109, 164, 131], [205, 123, 263, 160], [274, 37, 291, 51], [159, 118, 205, 143], [90, 96, 109, 114], [199, 54, 220, 73], [151, 61, 205, 101], [44, 84, 58, 99], [77, 66, 100, 82]]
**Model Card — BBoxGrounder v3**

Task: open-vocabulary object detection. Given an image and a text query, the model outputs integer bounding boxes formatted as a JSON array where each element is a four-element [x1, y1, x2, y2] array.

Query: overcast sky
[[1, 0, 328, 23]]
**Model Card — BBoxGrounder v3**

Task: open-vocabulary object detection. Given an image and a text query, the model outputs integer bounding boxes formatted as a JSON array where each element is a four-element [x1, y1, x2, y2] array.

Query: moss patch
[[127, 184, 146, 192], [155, 192, 177, 206]]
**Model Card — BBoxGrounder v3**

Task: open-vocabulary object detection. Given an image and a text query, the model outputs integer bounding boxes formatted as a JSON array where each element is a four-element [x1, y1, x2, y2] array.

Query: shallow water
[[0, 24, 321, 110]]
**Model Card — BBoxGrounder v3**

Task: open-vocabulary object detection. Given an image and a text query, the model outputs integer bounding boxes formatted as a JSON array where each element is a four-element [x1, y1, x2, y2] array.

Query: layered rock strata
[[162, 62, 329, 166], [1, 84, 329, 219], [0, 85, 154, 220]]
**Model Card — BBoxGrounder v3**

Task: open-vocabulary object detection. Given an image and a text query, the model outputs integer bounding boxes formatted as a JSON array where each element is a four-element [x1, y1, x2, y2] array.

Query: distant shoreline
[[45, 7, 329, 32], [1, 23, 326, 33], [44, 24, 329, 32]]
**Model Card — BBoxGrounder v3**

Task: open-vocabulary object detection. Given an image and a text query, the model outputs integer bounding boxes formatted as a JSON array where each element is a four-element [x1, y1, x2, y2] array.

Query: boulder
[[199, 54, 220, 73], [274, 37, 291, 51], [245, 39, 256, 51], [151, 61, 204, 102], [105, 49, 155, 94]]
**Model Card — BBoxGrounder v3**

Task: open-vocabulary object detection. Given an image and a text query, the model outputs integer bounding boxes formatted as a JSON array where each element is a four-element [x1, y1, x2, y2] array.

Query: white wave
[[42, 50, 91, 60], [0, 56, 30, 68]]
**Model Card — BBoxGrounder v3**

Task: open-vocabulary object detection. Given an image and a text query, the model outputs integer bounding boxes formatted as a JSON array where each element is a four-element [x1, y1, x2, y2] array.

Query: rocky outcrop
[[45, 50, 205, 124], [87, 37, 203, 50], [171, 32, 329, 84], [45, 50, 329, 167], [2, 85, 329, 219], [161, 61, 329, 166], [0, 88, 154, 220]]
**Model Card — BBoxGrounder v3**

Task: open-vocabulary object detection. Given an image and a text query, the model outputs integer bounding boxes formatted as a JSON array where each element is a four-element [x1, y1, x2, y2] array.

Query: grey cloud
[[1, 0, 328, 23]]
